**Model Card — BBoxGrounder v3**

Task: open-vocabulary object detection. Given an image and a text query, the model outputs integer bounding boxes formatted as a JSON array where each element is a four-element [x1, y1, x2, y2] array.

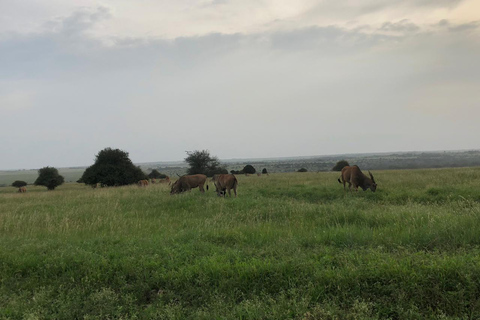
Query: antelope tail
[[338, 177, 342, 183]]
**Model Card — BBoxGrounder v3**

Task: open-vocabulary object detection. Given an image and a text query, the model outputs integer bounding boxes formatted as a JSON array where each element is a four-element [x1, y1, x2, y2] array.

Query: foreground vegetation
[[1, 168, 480, 319]]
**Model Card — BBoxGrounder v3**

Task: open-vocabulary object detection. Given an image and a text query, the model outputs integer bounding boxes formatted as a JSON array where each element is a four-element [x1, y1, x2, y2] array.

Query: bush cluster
[[34, 167, 65, 190], [80, 148, 147, 187], [231, 165, 257, 175]]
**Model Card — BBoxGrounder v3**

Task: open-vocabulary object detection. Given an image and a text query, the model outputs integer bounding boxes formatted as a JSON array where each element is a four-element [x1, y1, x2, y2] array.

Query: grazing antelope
[[158, 176, 171, 185], [338, 165, 377, 192], [170, 174, 208, 195], [138, 179, 149, 187], [211, 174, 238, 197]]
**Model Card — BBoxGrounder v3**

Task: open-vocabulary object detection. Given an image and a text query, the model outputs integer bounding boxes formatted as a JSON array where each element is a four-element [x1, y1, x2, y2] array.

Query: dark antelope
[[211, 174, 238, 197], [170, 174, 208, 195], [338, 165, 377, 192]]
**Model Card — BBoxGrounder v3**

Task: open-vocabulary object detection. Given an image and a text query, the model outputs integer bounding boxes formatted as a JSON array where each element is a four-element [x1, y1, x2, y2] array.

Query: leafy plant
[[34, 167, 64, 190], [80, 148, 147, 187]]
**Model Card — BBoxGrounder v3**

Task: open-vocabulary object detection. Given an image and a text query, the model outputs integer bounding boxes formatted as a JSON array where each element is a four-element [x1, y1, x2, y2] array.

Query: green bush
[[80, 148, 147, 187], [34, 167, 64, 190], [243, 165, 256, 174], [332, 160, 349, 171], [148, 169, 167, 179], [185, 150, 226, 177], [12, 180, 27, 188]]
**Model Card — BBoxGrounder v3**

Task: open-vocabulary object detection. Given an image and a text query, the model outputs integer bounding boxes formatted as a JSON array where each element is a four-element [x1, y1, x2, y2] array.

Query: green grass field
[[1, 168, 480, 319], [0, 168, 85, 186]]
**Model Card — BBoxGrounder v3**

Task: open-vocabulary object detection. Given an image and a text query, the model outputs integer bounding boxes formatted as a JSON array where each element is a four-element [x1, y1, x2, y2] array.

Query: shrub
[[12, 180, 27, 188], [242, 165, 256, 174], [262, 168, 268, 174], [332, 160, 349, 171], [185, 150, 226, 177], [297, 168, 308, 172], [80, 148, 147, 187], [34, 167, 65, 190], [148, 169, 167, 179]]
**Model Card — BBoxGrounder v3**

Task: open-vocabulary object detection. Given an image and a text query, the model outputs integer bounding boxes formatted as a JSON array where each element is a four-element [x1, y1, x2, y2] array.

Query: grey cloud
[[211, 0, 228, 5], [47, 6, 111, 37], [438, 19, 450, 27], [435, 19, 480, 32], [449, 21, 480, 32], [379, 19, 420, 33], [268, 25, 399, 53], [307, 0, 465, 21], [1, 8, 479, 169]]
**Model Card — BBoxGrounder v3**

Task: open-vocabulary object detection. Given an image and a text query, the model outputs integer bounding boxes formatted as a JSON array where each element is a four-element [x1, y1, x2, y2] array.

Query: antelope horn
[[368, 171, 375, 183]]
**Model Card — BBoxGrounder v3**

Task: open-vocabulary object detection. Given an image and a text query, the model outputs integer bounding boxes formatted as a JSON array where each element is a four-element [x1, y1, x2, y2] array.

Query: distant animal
[[138, 179, 149, 187], [158, 176, 171, 185], [151, 178, 156, 184], [170, 174, 208, 195], [338, 165, 377, 192], [18, 186, 27, 193], [256, 173, 261, 176], [211, 174, 238, 197]]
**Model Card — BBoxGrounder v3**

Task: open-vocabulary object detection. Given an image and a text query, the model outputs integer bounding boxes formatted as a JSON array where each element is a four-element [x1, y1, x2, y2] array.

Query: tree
[[148, 169, 167, 179], [297, 168, 308, 172], [332, 160, 350, 171], [80, 148, 147, 187], [185, 150, 226, 177], [242, 165, 256, 174], [262, 168, 268, 174], [34, 167, 65, 190], [12, 180, 27, 188]]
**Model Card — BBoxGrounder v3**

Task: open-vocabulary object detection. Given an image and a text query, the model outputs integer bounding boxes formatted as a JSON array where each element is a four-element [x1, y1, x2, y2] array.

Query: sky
[[1, 0, 479, 170]]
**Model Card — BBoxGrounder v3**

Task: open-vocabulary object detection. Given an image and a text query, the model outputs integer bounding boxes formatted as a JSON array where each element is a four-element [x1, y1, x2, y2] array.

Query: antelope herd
[[164, 165, 376, 197], [14, 166, 379, 196]]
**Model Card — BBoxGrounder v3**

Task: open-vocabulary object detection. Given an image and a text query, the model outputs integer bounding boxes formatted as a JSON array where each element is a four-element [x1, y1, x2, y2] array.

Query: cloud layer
[[0, 1, 479, 169]]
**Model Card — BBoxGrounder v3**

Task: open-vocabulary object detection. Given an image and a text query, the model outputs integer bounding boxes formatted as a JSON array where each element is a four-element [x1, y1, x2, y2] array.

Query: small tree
[[242, 165, 256, 174], [34, 167, 65, 190], [148, 169, 167, 179], [297, 168, 308, 172], [262, 168, 268, 174], [12, 180, 27, 188], [80, 148, 147, 187], [185, 150, 226, 177], [332, 160, 349, 171]]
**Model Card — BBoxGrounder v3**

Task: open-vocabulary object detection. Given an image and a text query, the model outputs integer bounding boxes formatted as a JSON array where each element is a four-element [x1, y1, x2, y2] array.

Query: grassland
[[0, 168, 85, 186], [1, 168, 480, 319]]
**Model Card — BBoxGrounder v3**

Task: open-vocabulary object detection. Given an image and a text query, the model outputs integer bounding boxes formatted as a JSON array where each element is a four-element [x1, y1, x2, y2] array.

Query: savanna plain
[[1, 168, 480, 319]]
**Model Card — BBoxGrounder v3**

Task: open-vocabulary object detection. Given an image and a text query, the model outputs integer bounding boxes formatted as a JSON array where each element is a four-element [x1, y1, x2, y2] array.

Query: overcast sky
[[1, 0, 479, 169]]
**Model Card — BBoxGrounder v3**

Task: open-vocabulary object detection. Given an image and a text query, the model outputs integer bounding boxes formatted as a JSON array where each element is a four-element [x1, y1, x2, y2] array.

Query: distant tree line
[[231, 164, 256, 175]]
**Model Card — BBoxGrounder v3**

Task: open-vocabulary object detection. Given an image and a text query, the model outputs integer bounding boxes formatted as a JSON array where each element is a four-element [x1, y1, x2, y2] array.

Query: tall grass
[[1, 168, 480, 319]]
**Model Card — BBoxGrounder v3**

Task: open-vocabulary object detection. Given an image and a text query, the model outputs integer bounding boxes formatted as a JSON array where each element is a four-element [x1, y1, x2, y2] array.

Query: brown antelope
[[338, 165, 377, 192], [158, 176, 171, 185], [170, 174, 208, 195], [138, 179, 149, 187], [211, 174, 238, 197]]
